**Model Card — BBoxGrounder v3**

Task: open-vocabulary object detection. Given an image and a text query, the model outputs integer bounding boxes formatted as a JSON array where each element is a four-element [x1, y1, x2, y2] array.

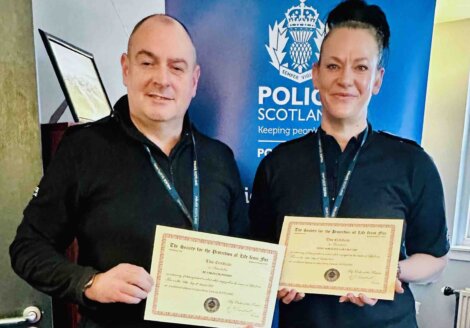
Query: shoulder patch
[[377, 131, 422, 148], [32, 186, 39, 198]]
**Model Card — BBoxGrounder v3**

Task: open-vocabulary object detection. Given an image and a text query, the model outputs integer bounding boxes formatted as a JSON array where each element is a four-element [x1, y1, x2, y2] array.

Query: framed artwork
[[39, 29, 112, 122]]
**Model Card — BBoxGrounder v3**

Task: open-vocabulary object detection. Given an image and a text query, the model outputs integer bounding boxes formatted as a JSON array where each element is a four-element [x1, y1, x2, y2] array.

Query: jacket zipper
[[169, 162, 175, 185]]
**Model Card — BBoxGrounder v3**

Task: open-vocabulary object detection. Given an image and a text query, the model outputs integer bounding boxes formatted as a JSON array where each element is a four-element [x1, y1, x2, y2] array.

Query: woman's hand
[[277, 288, 305, 304], [338, 279, 404, 307]]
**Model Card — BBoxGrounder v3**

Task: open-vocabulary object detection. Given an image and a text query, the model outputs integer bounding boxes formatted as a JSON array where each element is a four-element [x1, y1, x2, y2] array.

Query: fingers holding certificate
[[279, 216, 403, 300], [144, 226, 285, 327]]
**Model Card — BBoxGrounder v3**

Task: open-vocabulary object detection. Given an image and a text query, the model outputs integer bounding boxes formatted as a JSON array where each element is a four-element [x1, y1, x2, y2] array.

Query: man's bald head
[[127, 14, 197, 64], [120, 13, 201, 133]]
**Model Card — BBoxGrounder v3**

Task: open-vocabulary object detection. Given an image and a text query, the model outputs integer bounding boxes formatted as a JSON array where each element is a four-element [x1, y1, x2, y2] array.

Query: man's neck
[[320, 118, 367, 152], [130, 114, 183, 156]]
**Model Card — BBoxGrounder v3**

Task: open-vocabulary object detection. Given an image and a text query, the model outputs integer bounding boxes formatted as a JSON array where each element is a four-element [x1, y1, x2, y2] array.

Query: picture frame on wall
[[39, 29, 112, 123]]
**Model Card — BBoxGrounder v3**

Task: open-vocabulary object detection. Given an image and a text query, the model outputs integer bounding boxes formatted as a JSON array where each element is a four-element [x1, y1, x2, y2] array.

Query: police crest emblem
[[266, 0, 325, 83]]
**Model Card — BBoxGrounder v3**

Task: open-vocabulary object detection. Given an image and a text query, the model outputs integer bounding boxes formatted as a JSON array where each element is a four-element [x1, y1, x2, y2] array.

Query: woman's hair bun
[[326, 0, 390, 49]]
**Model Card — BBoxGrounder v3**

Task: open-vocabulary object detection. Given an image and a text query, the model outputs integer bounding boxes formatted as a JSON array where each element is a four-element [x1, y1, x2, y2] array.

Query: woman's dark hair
[[321, 0, 390, 67]]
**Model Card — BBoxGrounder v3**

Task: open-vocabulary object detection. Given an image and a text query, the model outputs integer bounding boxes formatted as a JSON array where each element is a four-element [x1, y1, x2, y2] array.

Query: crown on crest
[[285, 0, 319, 29]]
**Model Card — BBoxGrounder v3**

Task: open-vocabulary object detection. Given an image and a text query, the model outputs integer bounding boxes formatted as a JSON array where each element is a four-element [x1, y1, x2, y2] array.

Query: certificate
[[279, 216, 403, 300], [144, 226, 285, 327]]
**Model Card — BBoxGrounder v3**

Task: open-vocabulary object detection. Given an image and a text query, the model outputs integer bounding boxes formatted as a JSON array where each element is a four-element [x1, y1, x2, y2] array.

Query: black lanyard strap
[[318, 126, 368, 218], [144, 132, 200, 230]]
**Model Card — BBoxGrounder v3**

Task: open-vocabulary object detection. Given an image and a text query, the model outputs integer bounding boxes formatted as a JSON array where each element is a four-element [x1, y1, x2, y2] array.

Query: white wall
[[415, 18, 470, 328]]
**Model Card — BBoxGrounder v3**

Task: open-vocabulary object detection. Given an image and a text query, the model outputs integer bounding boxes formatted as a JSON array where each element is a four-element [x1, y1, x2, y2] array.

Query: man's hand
[[338, 279, 404, 307], [277, 288, 305, 304], [84, 263, 154, 304]]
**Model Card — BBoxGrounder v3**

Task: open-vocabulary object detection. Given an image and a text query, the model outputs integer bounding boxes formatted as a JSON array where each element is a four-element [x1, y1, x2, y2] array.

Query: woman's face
[[312, 27, 384, 126]]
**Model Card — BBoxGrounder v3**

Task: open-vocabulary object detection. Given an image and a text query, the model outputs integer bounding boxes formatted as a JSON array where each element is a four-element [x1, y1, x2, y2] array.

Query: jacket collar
[[112, 95, 193, 153], [317, 122, 374, 149]]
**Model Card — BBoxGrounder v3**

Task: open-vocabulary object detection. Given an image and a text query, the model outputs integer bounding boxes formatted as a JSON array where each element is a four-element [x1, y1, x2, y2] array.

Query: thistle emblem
[[266, 0, 325, 83], [286, 0, 319, 73]]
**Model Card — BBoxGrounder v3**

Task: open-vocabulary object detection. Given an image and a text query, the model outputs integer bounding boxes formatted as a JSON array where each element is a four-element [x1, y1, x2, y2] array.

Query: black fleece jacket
[[10, 95, 248, 327]]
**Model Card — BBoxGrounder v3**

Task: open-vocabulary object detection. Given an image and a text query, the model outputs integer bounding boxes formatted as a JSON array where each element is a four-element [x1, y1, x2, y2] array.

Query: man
[[10, 14, 248, 328]]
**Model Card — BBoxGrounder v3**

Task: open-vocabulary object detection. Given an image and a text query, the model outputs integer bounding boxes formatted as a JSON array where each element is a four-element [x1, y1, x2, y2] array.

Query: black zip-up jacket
[[10, 95, 249, 327]]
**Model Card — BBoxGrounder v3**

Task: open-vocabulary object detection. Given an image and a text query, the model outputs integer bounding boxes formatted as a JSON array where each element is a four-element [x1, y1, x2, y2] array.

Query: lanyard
[[318, 126, 368, 218], [144, 132, 200, 230]]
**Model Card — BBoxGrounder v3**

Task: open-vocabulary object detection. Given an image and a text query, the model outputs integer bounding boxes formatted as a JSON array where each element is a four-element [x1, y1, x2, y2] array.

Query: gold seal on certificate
[[144, 226, 285, 327], [279, 216, 403, 300]]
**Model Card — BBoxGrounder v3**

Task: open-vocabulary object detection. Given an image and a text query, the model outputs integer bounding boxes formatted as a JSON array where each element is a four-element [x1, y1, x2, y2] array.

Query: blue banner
[[167, 0, 436, 198]]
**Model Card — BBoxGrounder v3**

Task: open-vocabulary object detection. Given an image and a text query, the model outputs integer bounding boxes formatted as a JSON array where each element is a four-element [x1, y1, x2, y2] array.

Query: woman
[[249, 0, 449, 327]]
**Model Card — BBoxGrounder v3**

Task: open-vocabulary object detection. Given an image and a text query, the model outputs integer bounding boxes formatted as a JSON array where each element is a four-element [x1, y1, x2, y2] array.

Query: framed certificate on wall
[[39, 29, 112, 122]]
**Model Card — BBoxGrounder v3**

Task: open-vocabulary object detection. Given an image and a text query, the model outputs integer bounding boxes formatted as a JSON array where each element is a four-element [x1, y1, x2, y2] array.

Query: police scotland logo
[[256, 0, 325, 159], [266, 0, 325, 83]]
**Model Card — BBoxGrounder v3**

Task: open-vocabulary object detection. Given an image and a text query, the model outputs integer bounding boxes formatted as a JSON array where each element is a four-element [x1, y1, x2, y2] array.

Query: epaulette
[[377, 130, 422, 148], [87, 112, 115, 126], [64, 114, 113, 134]]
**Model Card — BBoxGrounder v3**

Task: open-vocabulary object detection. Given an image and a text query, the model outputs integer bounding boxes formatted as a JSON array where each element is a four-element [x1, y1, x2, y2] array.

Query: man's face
[[312, 27, 384, 125], [121, 18, 200, 127]]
